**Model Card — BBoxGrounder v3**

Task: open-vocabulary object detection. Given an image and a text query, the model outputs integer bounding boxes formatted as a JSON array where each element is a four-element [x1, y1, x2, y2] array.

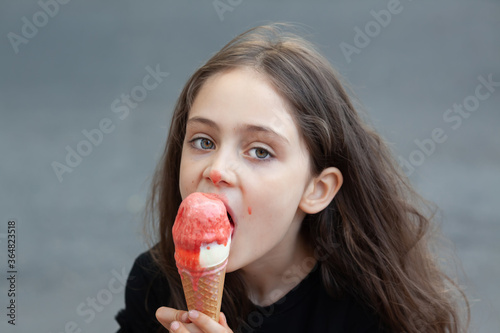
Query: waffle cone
[[179, 259, 227, 322]]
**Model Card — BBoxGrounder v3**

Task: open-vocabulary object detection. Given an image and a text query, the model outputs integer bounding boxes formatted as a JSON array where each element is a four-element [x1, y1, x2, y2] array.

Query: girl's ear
[[299, 167, 343, 214]]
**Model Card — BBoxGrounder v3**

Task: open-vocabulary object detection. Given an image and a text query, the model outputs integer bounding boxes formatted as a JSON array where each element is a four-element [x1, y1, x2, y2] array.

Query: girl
[[116, 24, 468, 333]]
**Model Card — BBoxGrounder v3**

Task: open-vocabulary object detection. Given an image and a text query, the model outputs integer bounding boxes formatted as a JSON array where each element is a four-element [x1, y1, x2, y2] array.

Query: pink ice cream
[[173, 192, 233, 275]]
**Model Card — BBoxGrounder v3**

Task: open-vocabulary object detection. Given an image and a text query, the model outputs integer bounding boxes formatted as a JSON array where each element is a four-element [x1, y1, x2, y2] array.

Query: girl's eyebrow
[[187, 116, 289, 144], [243, 124, 289, 145], [187, 116, 220, 131]]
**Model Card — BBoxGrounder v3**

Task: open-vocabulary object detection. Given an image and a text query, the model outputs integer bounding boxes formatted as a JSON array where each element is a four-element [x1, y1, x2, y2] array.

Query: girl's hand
[[156, 307, 233, 333]]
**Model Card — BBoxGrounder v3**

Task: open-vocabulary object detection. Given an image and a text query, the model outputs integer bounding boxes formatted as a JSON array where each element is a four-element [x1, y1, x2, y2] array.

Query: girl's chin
[[225, 263, 239, 273], [226, 255, 244, 273]]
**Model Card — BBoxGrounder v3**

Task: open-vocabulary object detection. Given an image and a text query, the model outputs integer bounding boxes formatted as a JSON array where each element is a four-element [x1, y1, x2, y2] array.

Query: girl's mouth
[[204, 192, 235, 236], [227, 212, 235, 237]]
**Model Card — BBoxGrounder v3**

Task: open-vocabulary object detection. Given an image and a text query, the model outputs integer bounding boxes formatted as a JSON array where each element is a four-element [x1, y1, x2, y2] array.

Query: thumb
[[155, 306, 188, 328], [219, 312, 231, 330]]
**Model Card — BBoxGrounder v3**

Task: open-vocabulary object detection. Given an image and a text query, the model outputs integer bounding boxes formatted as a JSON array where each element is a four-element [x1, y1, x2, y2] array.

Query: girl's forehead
[[185, 68, 309, 147], [190, 68, 295, 120]]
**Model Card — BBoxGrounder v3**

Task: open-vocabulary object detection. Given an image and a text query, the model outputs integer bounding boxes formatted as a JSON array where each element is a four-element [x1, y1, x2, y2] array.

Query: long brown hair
[[146, 24, 469, 332]]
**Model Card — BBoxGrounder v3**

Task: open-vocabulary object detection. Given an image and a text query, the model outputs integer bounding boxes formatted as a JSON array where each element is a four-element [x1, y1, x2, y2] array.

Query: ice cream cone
[[179, 259, 227, 322], [172, 192, 233, 322]]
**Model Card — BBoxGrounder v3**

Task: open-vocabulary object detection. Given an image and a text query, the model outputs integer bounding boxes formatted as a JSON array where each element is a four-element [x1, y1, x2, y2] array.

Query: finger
[[171, 322, 204, 333], [169, 320, 194, 333], [187, 310, 232, 332], [219, 312, 231, 329], [156, 307, 189, 328]]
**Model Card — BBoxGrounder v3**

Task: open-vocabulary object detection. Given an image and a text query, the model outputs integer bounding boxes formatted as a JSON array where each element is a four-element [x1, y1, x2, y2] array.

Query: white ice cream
[[199, 237, 231, 268]]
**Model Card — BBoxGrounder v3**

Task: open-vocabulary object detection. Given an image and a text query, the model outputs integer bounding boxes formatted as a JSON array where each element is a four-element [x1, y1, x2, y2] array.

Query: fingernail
[[170, 321, 180, 331], [181, 312, 188, 322], [188, 309, 199, 319]]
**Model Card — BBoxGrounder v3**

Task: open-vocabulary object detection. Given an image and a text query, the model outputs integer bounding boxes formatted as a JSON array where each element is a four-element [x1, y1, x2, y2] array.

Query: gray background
[[1, 0, 499, 332]]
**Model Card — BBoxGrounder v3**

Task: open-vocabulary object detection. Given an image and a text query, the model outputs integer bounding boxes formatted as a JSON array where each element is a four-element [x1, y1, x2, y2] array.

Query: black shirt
[[115, 251, 385, 332]]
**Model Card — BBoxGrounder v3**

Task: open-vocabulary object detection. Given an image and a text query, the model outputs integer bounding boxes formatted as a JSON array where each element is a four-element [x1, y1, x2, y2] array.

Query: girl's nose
[[203, 153, 238, 186], [209, 169, 222, 184]]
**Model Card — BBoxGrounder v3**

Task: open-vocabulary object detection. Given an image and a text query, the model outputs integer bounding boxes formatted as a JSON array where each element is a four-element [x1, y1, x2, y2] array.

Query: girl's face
[[179, 67, 313, 273]]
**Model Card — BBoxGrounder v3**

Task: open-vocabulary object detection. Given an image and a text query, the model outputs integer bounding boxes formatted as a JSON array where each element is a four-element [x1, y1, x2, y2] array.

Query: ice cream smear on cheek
[[172, 192, 233, 289]]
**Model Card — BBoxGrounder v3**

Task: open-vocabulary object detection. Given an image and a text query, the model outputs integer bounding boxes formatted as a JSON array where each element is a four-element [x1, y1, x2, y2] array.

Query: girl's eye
[[191, 138, 215, 150], [249, 147, 271, 159]]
